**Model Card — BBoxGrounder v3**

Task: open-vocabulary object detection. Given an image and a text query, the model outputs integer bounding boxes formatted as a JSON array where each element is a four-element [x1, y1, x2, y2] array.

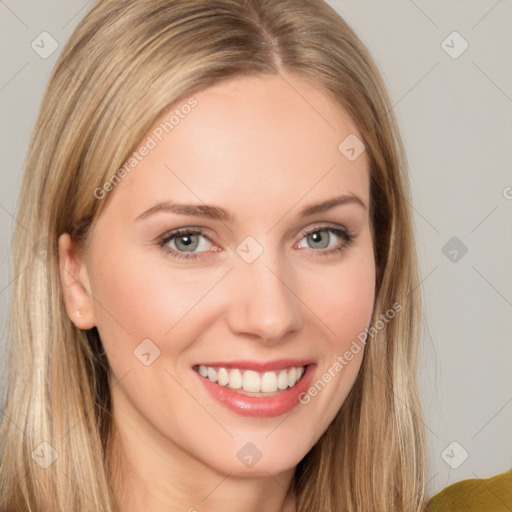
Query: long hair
[[0, 1, 427, 510]]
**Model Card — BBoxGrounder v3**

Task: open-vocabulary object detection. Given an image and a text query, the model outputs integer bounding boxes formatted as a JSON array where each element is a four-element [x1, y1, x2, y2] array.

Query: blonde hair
[[0, 0, 427, 510]]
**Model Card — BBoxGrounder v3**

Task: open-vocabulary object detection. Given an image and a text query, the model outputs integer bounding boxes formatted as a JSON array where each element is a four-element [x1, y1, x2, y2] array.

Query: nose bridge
[[226, 239, 303, 342]]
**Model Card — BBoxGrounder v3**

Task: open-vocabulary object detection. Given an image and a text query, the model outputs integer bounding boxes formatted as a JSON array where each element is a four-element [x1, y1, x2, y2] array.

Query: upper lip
[[194, 359, 314, 372]]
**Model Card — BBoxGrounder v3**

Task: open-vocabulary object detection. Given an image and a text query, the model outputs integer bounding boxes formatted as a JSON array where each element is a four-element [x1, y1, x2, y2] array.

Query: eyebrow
[[135, 194, 366, 223]]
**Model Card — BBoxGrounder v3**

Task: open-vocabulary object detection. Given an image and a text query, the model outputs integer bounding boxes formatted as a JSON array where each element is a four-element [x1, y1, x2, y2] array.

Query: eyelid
[[298, 221, 349, 237], [157, 226, 216, 250]]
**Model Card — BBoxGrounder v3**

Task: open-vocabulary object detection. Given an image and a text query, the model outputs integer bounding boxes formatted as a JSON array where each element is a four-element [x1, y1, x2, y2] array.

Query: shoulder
[[428, 469, 512, 512]]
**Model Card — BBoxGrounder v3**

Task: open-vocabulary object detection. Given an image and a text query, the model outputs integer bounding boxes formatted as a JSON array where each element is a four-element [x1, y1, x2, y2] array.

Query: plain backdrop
[[0, 0, 511, 499]]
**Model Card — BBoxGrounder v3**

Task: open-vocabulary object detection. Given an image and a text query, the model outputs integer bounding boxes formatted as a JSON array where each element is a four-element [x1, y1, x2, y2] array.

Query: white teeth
[[196, 364, 307, 393], [217, 368, 229, 386], [229, 369, 243, 389], [289, 367, 297, 387], [207, 367, 217, 383], [277, 369, 289, 390], [242, 370, 260, 392], [260, 371, 277, 392]]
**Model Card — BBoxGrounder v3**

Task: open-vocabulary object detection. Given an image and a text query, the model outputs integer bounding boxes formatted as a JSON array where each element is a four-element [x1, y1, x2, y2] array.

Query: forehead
[[102, 73, 370, 224]]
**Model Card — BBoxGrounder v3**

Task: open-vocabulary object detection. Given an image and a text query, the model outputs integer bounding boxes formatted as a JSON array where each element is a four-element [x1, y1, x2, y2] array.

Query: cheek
[[284, 241, 375, 449], [330, 264, 375, 342], [302, 239, 376, 350], [86, 238, 217, 361]]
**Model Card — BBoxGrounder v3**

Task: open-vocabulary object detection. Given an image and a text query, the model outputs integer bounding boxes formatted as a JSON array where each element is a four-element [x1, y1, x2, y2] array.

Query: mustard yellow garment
[[428, 469, 512, 512]]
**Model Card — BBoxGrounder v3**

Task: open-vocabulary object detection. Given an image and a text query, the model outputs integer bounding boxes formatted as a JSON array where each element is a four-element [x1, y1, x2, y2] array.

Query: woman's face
[[61, 73, 375, 479]]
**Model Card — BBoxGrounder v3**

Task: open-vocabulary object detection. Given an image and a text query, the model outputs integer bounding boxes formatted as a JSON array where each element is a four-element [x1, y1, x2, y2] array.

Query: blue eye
[[158, 227, 212, 261], [158, 225, 355, 262], [297, 226, 355, 254]]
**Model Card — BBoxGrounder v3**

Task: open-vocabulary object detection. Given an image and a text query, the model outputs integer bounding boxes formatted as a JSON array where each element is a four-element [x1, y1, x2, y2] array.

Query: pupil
[[176, 234, 197, 251], [310, 231, 328, 248]]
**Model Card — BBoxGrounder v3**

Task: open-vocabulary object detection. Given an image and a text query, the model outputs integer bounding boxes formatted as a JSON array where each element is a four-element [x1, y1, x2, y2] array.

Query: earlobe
[[58, 232, 96, 330]]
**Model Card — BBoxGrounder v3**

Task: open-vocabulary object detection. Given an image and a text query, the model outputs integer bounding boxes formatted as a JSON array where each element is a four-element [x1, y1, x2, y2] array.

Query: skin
[[59, 72, 376, 512]]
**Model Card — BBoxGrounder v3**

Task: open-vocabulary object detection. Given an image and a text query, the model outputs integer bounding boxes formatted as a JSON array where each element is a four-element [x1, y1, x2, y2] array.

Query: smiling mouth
[[193, 364, 307, 396]]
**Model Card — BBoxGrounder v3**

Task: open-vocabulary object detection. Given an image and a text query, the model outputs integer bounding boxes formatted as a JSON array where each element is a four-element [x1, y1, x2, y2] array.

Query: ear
[[58, 232, 96, 330]]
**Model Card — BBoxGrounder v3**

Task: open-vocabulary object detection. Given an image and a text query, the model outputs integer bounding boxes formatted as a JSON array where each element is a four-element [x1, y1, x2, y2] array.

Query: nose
[[225, 248, 303, 345]]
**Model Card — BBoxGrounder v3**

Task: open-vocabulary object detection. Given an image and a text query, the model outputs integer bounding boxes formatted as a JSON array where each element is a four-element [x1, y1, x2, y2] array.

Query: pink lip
[[193, 363, 316, 418], [194, 358, 314, 372]]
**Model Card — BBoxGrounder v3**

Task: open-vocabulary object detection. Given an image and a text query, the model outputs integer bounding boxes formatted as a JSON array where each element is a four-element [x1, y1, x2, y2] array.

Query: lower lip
[[194, 365, 316, 418]]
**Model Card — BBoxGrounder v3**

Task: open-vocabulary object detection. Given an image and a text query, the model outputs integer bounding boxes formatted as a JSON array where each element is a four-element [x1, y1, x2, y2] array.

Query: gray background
[[0, 0, 511, 499]]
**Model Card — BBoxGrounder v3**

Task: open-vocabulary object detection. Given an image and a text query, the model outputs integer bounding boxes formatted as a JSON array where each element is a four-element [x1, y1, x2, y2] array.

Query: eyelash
[[157, 225, 356, 262]]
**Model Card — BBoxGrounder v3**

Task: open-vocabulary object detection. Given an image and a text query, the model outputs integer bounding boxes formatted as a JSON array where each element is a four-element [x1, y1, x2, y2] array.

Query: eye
[[295, 225, 355, 257], [158, 227, 215, 261]]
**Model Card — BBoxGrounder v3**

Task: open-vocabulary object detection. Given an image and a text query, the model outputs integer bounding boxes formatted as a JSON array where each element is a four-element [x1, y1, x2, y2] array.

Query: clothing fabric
[[428, 469, 512, 512]]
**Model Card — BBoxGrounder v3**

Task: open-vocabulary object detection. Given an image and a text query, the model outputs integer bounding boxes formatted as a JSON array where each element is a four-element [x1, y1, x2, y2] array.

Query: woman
[[0, 1, 428, 510]]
